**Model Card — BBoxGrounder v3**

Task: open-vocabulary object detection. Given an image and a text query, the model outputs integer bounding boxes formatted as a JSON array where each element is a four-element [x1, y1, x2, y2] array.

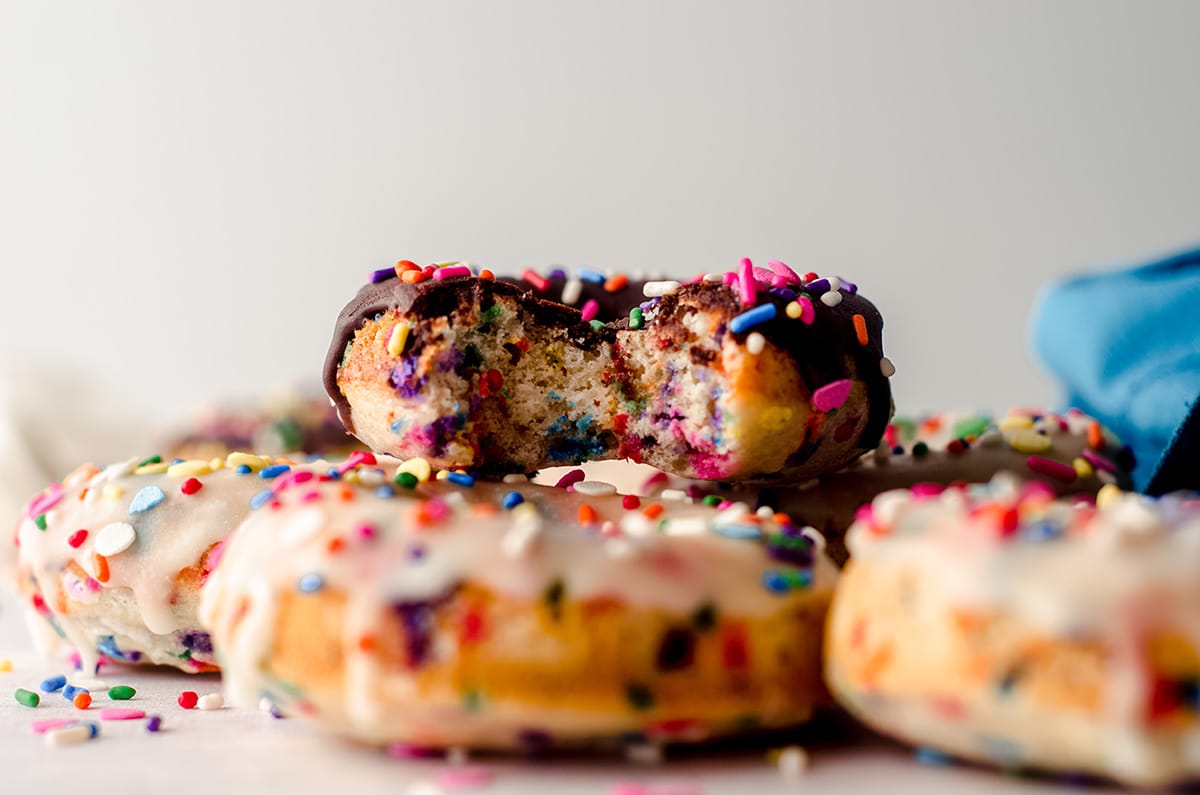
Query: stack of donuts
[[11, 258, 1197, 787]]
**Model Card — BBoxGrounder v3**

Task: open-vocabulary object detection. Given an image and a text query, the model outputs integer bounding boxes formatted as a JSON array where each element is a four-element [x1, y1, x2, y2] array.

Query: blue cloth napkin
[[1030, 246, 1200, 493]]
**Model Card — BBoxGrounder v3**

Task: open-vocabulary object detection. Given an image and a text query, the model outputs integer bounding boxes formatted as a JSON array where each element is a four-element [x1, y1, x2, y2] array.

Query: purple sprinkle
[[146, 715, 162, 733], [408, 543, 427, 561], [181, 632, 213, 654], [769, 287, 798, 301], [547, 268, 567, 280], [805, 278, 830, 294], [370, 267, 397, 283]]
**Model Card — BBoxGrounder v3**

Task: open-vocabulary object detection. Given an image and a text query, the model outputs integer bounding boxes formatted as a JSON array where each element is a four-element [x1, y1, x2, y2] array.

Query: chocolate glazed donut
[[323, 261, 894, 481]]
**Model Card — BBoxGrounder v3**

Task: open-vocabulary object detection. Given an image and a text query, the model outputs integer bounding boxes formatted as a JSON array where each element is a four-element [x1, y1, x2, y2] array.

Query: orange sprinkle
[[643, 503, 664, 520], [73, 692, 92, 709], [338, 486, 355, 502], [773, 512, 792, 526], [852, 314, 868, 346], [326, 537, 345, 554], [93, 553, 110, 584], [604, 274, 629, 293], [401, 270, 427, 284], [1087, 420, 1105, 450], [578, 504, 597, 525], [479, 269, 495, 281], [395, 259, 420, 273], [358, 634, 377, 654], [472, 503, 499, 518]]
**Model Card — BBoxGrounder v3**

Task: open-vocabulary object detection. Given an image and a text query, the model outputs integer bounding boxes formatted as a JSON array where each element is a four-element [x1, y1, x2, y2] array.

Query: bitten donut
[[324, 260, 894, 481], [672, 407, 1134, 565], [826, 478, 1200, 787], [200, 455, 837, 750], [12, 451, 304, 674]]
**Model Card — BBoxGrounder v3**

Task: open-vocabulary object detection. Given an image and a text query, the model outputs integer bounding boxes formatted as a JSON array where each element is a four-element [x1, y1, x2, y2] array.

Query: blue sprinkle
[[389, 419, 406, 433], [375, 485, 396, 499], [171, 458, 184, 465], [761, 570, 791, 594], [62, 684, 79, 700], [446, 472, 475, 487], [146, 715, 162, 733], [578, 268, 605, 284], [297, 573, 325, 593], [502, 491, 525, 510], [75, 721, 100, 738], [249, 489, 274, 510], [40, 675, 67, 693], [235, 464, 253, 475], [128, 485, 166, 514], [914, 747, 953, 766], [715, 524, 763, 540], [729, 303, 777, 334], [370, 267, 397, 283], [259, 464, 291, 479], [326, 468, 342, 480]]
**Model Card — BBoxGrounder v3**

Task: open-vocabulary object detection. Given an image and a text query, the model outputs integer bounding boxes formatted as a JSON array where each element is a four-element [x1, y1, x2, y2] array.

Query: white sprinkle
[[45, 725, 92, 748], [561, 278, 583, 305], [820, 290, 842, 307], [801, 526, 827, 551], [94, 522, 136, 557], [642, 280, 681, 298], [756, 506, 775, 519], [746, 332, 766, 355], [976, 429, 1003, 448], [197, 693, 224, 710], [712, 502, 752, 525], [501, 473, 529, 484], [879, 356, 896, 377], [659, 489, 688, 502], [620, 513, 655, 537], [703, 272, 725, 282], [626, 743, 664, 765], [356, 467, 385, 486], [660, 517, 708, 536], [573, 480, 617, 497], [777, 745, 809, 778], [446, 746, 469, 766], [259, 697, 274, 713], [827, 276, 841, 292]]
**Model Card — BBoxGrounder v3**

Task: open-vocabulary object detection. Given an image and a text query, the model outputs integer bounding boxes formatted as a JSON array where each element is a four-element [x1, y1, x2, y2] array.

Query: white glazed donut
[[826, 477, 1200, 787]]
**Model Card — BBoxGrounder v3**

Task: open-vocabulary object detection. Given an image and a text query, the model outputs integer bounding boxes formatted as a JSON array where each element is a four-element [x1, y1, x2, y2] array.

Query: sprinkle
[[39, 675, 67, 693], [197, 693, 223, 711], [15, 688, 40, 707], [622, 495, 641, 510], [371, 267, 397, 283], [1081, 448, 1118, 474], [522, 268, 550, 291], [99, 708, 146, 720], [578, 268, 605, 284], [636, 280, 679, 299], [580, 299, 599, 322], [578, 504, 598, 525], [1087, 420, 1105, 450], [605, 274, 629, 292], [914, 747, 953, 766], [397, 458, 433, 483], [73, 692, 92, 709], [386, 323, 412, 358], [820, 290, 842, 307], [501, 492, 524, 510], [30, 718, 75, 733], [852, 314, 869, 346], [92, 553, 110, 583], [715, 524, 762, 540], [108, 685, 135, 700], [561, 278, 583, 305], [446, 472, 475, 487], [178, 691, 198, 709], [745, 332, 765, 355], [1008, 429, 1052, 454], [249, 489, 274, 510], [259, 464, 290, 480], [146, 715, 162, 732], [433, 265, 471, 280], [574, 480, 617, 497], [91, 522, 136, 558], [227, 452, 270, 471], [61, 685, 85, 701], [166, 460, 211, 478], [1096, 483, 1122, 509], [1026, 455, 1077, 483], [776, 745, 809, 778], [555, 469, 586, 488], [629, 307, 644, 330], [128, 485, 166, 514], [298, 573, 325, 593], [1073, 457, 1094, 479], [180, 477, 203, 495], [395, 472, 419, 489], [45, 724, 92, 748], [0, 659, 10, 672], [805, 278, 830, 293], [729, 303, 776, 334], [34, 514, 47, 530], [737, 258, 756, 306], [812, 379, 853, 412], [502, 473, 529, 484]]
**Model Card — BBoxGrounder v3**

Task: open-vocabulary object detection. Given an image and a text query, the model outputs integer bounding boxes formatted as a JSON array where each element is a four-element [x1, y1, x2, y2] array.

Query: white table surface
[[0, 594, 1118, 795]]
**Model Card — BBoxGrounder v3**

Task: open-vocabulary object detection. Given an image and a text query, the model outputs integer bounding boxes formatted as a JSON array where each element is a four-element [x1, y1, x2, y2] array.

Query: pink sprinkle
[[1081, 448, 1118, 474], [555, 469, 586, 488], [854, 504, 874, 523], [30, 718, 76, 734], [26, 483, 63, 519], [910, 482, 945, 499], [722, 271, 737, 286], [356, 523, 377, 540], [681, 274, 704, 285], [610, 785, 650, 795], [737, 258, 756, 306], [1027, 455, 1078, 484], [580, 299, 599, 322], [717, 500, 733, 510], [434, 265, 472, 280], [812, 379, 853, 412], [100, 708, 147, 721], [640, 471, 669, 494], [424, 498, 450, 521], [1019, 479, 1058, 501], [797, 295, 815, 325], [767, 259, 803, 285], [338, 450, 377, 473], [301, 490, 321, 503], [522, 268, 550, 291], [206, 539, 228, 570], [435, 766, 493, 791], [386, 742, 442, 758], [752, 265, 776, 287]]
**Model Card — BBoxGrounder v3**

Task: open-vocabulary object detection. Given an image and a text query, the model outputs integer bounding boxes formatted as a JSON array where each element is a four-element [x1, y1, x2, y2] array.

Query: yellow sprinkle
[[785, 301, 802, 320], [1007, 428, 1052, 454], [397, 457, 432, 482], [436, 260, 459, 268], [102, 485, 124, 500], [342, 469, 359, 484], [209, 457, 225, 471], [435, 469, 449, 480], [134, 463, 169, 475], [1096, 483, 1122, 510], [998, 415, 1035, 431], [1072, 457, 1094, 479], [226, 452, 270, 471], [0, 658, 12, 672], [167, 460, 212, 478], [387, 323, 411, 357]]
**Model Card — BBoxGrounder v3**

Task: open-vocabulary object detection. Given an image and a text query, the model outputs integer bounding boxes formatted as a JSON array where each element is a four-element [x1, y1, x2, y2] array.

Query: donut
[[825, 477, 1200, 787], [200, 454, 838, 750], [661, 407, 1134, 565], [166, 390, 364, 460], [11, 451, 305, 674], [323, 260, 894, 481]]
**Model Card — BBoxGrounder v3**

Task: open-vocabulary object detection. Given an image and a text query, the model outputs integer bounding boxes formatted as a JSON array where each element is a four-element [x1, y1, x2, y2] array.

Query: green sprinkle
[[589, 319, 605, 332], [912, 441, 930, 458], [34, 515, 47, 531], [702, 494, 722, 507], [953, 416, 992, 440], [394, 472, 419, 489], [108, 685, 136, 700], [481, 304, 502, 324], [14, 688, 39, 708], [629, 307, 644, 330], [138, 455, 163, 467], [626, 682, 655, 711]]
